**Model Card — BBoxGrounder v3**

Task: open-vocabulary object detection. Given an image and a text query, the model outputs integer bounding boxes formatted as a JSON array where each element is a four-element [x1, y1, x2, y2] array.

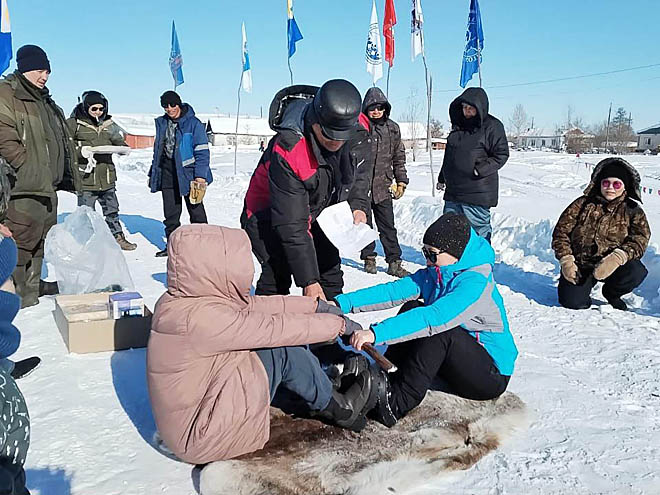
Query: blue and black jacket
[[335, 229, 518, 376], [149, 104, 212, 196]]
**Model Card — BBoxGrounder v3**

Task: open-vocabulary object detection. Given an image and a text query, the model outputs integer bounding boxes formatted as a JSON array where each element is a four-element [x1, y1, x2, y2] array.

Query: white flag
[[241, 22, 252, 93], [411, 0, 424, 61], [366, 0, 383, 84]]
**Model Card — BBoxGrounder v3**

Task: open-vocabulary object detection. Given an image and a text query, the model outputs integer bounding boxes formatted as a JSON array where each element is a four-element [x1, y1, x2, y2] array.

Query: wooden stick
[[363, 343, 397, 373]]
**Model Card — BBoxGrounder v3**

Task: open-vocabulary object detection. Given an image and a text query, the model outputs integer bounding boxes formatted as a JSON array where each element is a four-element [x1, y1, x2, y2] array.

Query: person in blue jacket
[[148, 91, 213, 257], [335, 213, 518, 427]]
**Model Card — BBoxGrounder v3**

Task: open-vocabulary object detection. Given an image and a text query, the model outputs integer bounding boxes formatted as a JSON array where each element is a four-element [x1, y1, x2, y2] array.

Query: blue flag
[[287, 0, 303, 58], [460, 0, 484, 88], [0, 0, 11, 75], [169, 21, 184, 88]]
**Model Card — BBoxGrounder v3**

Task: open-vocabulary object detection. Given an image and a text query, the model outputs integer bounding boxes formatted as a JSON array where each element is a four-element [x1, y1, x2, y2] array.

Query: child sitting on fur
[[335, 213, 518, 427]]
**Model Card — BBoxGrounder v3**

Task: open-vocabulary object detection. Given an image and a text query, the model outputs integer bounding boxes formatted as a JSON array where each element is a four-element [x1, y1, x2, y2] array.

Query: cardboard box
[[54, 292, 152, 354]]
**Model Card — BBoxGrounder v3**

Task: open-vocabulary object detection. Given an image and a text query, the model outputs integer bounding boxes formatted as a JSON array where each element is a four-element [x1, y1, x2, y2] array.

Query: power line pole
[[605, 102, 612, 151]]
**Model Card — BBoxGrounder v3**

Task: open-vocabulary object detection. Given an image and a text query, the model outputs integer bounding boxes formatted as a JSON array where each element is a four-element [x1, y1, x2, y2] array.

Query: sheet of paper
[[316, 202, 379, 257]]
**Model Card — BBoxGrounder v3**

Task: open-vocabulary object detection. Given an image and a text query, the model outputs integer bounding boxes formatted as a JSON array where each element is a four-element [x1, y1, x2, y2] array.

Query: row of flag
[[581, 161, 660, 198], [169, 0, 486, 93]]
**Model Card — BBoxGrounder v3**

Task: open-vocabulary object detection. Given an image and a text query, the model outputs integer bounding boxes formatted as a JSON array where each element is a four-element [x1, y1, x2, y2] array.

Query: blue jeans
[[255, 346, 332, 412], [443, 201, 492, 242]]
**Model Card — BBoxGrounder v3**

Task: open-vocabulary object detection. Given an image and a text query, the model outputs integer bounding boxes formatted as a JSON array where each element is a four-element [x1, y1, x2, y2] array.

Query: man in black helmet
[[241, 80, 371, 301]]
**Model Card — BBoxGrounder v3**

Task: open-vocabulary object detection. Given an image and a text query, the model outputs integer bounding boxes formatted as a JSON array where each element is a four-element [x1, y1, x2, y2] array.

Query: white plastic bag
[[44, 206, 135, 294]]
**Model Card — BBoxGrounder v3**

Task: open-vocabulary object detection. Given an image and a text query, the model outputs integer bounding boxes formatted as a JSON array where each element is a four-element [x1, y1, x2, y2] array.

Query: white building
[[203, 115, 275, 147], [517, 128, 563, 150], [637, 124, 660, 152]]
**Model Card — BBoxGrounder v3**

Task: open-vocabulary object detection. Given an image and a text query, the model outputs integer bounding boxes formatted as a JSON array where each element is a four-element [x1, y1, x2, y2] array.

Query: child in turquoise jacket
[[335, 213, 518, 426]]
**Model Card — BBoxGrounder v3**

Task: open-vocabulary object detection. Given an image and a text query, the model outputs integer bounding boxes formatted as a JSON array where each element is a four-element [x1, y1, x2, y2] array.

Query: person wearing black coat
[[240, 80, 370, 301], [437, 88, 509, 242], [359, 87, 409, 278]]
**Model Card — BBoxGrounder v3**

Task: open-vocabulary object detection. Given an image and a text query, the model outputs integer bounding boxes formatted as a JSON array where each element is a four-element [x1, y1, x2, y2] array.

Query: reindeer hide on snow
[[199, 391, 528, 495]]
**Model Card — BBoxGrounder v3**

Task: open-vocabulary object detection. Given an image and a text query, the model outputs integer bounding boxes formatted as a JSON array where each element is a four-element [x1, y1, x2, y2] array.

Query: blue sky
[[7, 0, 659, 130]]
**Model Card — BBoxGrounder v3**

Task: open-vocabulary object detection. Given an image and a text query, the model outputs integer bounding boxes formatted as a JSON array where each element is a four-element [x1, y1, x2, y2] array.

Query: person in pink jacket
[[147, 224, 376, 464]]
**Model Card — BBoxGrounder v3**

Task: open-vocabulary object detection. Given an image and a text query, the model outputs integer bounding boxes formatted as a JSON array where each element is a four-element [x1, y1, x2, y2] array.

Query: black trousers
[[558, 259, 648, 310], [384, 300, 510, 419], [160, 156, 207, 239], [360, 198, 402, 263], [255, 221, 344, 300]]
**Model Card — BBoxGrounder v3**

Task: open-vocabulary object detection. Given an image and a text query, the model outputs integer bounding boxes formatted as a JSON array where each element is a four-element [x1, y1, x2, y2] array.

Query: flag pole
[[386, 65, 391, 97], [233, 72, 243, 176], [287, 57, 294, 85], [477, 37, 482, 87], [422, 53, 434, 197]]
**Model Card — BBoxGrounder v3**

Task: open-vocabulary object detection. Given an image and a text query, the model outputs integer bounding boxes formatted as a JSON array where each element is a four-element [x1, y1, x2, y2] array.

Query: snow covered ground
[[14, 148, 660, 494]]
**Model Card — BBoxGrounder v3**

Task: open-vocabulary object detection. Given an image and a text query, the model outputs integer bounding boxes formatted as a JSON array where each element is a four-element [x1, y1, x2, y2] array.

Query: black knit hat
[[423, 213, 471, 260], [160, 90, 182, 108], [595, 161, 631, 193], [82, 90, 105, 108], [16, 45, 51, 73]]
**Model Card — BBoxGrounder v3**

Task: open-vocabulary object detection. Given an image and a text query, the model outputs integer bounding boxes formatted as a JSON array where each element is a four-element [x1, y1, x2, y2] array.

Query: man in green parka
[[67, 91, 136, 251], [0, 45, 80, 308]]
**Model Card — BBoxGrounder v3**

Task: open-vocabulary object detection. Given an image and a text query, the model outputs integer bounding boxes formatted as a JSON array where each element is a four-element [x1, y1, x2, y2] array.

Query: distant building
[[564, 128, 595, 153], [113, 114, 157, 149], [637, 124, 660, 152], [517, 128, 564, 150], [205, 115, 274, 147]]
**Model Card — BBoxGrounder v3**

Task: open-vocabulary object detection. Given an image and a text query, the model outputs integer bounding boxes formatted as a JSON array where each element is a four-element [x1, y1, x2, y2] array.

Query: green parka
[[67, 100, 127, 191], [0, 71, 80, 197]]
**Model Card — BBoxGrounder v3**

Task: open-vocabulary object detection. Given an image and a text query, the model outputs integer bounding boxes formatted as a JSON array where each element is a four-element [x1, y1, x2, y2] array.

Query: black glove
[[316, 299, 344, 316]]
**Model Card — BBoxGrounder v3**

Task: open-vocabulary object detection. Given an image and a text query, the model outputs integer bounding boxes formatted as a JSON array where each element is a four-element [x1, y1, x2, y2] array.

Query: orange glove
[[391, 182, 406, 200], [559, 255, 579, 284], [593, 249, 628, 281]]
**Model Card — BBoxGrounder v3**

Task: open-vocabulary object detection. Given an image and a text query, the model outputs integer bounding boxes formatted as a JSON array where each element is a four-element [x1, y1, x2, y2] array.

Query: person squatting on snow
[[67, 90, 137, 251], [147, 225, 379, 464], [147, 91, 212, 257], [436, 88, 509, 243], [359, 87, 410, 278], [552, 157, 650, 311], [0, 234, 31, 495], [0, 45, 81, 308], [240, 80, 371, 301], [335, 213, 518, 427]]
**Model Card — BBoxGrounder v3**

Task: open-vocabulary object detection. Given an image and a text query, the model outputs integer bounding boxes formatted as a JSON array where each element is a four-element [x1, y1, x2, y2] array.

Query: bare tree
[[400, 87, 423, 161], [240, 123, 254, 145], [507, 104, 529, 139]]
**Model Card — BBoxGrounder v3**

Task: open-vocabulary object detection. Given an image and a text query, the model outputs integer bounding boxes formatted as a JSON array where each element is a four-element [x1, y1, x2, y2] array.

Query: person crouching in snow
[[552, 157, 650, 311], [334, 213, 518, 427], [147, 224, 377, 464]]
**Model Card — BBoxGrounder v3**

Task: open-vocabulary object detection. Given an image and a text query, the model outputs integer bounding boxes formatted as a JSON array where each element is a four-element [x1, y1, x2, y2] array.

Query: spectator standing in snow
[[0, 45, 80, 308], [259, 139, 265, 152], [67, 91, 136, 251], [552, 157, 650, 311], [436, 88, 509, 243], [240, 80, 370, 301], [147, 225, 378, 464], [0, 233, 32, 494], [335, 213, 518, 427], [148, 91, 212, 257], [359, 87, 409, 278]]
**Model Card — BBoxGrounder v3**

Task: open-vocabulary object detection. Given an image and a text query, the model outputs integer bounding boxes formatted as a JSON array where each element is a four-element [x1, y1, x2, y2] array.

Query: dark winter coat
[[362, 87, 407, 204], [438, 88, 508, 208], [67, 99, 128, 192], [241, 85, 371, 288], [0, 71, 80, 197], [552, 157, 650, 269], [148, 104, 212, 197]]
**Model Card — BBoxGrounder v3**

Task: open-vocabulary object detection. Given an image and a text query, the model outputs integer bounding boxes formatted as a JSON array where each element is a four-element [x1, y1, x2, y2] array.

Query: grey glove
[[316, 299, 344, 316], [342, 316, 362, 336]]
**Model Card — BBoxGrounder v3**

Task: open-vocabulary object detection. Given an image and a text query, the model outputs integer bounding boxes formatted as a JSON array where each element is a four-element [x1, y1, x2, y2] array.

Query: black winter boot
[[39, 279, 59, 296], [607, 297, 627, 311], [314, 369, 378, 432], [10, 357, 41, 380], [333, 354, 369, 390], [368, 365, 398, 428]]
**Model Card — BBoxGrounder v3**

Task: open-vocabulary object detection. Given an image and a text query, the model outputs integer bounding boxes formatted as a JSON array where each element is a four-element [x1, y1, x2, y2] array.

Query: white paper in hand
[[316, 202, 378, 257]]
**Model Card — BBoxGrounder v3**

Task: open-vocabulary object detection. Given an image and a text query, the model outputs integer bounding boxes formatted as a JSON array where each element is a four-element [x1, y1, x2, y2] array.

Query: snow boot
[[606, 297, 627, 311], [333, 354, 369, 390], [39, 279, 59, 296], [155, 244, 168, 257], [314, 369, 378, 432], [367, 364, 398, 428], [364, 257, 377, 274], [10, 357, 41, 380], [115, 232, 137, 251], [387, 260, 410, 278]]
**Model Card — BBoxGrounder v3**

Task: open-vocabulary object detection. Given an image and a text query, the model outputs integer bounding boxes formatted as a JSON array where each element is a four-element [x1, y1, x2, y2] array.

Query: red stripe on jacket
[[273, 137, 318, 181], [244, 160, 271, 218]]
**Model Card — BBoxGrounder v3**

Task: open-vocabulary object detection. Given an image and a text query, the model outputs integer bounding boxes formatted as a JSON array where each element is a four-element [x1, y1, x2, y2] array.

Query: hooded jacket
[[438, 88, 509, 207], [147, 225, 344, 464], [66, 95, 128, 192], [148, 103, 212, 197], [552, 157, 650, 269], [241, 85, 371, 288], [0, 71, 80, 196], [362, 87, 407, 204], [336, 228, 518, 376]]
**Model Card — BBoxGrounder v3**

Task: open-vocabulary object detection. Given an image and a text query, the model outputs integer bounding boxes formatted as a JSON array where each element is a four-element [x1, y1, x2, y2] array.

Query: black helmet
[[313, 79, 361, 141]]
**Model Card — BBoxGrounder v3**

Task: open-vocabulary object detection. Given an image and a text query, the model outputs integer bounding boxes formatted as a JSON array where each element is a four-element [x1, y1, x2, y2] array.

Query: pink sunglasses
[[601, 179, 624, 190]]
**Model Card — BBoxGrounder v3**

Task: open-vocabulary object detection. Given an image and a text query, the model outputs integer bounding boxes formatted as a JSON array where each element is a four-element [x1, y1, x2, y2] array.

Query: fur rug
[[199, 391, 528, 495]]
